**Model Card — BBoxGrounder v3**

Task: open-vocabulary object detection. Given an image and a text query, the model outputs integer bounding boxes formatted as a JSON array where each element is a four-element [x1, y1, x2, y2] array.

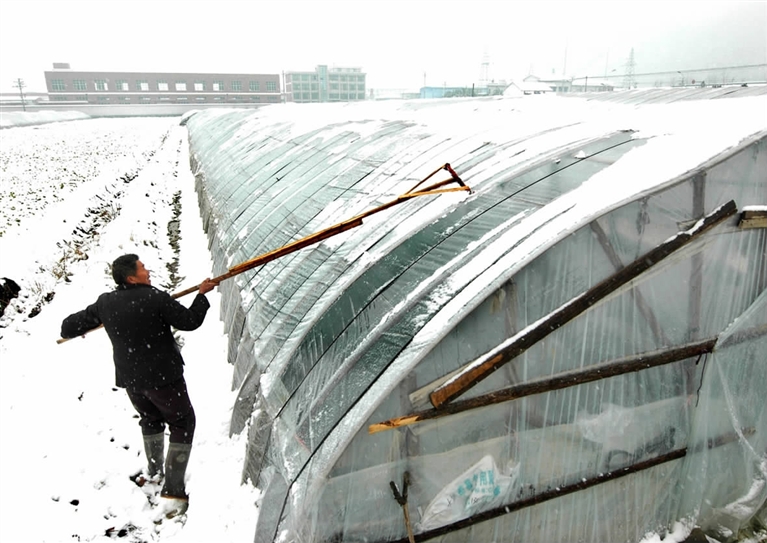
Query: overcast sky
[[0, 0, 765, 93]]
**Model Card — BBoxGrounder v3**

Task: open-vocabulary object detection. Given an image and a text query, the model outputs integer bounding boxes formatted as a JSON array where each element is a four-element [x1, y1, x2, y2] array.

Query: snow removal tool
[[56, 164, 470, 344]]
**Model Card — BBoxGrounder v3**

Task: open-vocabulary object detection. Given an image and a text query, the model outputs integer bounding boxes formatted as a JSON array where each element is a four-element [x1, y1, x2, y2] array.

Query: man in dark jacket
[[61, 254, 217, 510]]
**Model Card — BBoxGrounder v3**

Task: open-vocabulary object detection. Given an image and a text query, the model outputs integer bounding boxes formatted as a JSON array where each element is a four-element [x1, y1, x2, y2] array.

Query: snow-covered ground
[[0, 115, 260, 542], [0, 109, 90, 129], [1, 108, 765, 543]]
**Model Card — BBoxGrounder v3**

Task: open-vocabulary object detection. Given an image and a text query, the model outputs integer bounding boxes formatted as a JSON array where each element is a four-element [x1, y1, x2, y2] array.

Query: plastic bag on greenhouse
[[576, 402, 635, 447], [418, 455, 519, 531]]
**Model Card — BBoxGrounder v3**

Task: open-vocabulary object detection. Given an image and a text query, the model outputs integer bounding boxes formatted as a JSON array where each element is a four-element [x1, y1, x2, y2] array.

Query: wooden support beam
[[718, 323, 767, 349], [408, 366, 464, 411], [371, 324, 765, 434], [738, 207, 767, 229], [369, 338, 717, 435], [428, 200, 737, 409]]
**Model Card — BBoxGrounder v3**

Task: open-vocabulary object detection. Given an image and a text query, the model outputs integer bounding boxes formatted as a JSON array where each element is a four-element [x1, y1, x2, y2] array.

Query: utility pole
[[12, 78, 27, 111], [562, 42, 568, 78], [480, 47, 490, 88], [623, 48, 636, 90]]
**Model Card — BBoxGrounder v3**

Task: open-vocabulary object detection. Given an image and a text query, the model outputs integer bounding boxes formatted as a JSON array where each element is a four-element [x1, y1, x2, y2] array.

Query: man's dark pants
[[125, 378, 196, 444]]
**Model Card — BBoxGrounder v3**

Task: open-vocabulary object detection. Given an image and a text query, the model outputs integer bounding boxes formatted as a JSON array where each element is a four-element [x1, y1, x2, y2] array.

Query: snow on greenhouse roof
[[326, 88, 767, 424], [203, 88, 766, 368], [183, 87, 767, 543]]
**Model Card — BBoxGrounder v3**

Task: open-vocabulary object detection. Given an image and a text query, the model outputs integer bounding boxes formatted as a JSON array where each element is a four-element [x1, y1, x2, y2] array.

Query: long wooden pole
[[57, 165, 469, 344], [428, 200, 737, 408], [368, 338, 718, 435]]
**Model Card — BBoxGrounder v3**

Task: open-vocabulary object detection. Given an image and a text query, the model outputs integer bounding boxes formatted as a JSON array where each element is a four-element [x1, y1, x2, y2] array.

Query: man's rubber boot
[[161, 442, 191, 501], [143, 432, 165, 480]]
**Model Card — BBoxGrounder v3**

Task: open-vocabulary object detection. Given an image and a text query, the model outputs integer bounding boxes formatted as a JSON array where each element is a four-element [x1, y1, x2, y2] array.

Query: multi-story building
[[43, 65, 281, 105], [284, 65, 366, 103]]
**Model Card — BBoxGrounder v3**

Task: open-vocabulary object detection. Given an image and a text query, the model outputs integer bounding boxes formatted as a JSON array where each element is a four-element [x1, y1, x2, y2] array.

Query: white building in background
[[525, 74, 570, 92], [284, 65, 366, 103], [521, 74, 616, 93], [504, 80, 554, 96]]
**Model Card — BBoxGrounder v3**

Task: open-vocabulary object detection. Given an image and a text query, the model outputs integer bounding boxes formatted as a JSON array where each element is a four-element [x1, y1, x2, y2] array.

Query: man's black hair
[[112, 254, 139, 286]]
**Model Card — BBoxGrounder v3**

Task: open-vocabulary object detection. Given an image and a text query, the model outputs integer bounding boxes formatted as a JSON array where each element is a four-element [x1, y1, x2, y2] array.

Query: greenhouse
[[184, 87, 767, 543]]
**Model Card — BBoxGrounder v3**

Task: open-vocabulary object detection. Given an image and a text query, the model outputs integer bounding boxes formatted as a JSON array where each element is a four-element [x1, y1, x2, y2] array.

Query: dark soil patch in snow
[[162, 191, 184, 292]]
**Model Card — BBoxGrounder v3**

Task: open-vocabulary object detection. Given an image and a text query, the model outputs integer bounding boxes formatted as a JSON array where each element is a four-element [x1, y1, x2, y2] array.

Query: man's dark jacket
[[61, 284, 210, 390]]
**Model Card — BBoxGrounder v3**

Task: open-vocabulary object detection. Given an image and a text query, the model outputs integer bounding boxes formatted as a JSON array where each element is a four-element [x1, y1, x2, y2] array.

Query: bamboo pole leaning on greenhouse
[[56, 164, 470, 344]]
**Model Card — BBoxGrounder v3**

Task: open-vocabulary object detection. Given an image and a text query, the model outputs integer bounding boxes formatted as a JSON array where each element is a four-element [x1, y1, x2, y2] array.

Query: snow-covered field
[[0, 115, 260, 542], [0, 110, 90, 130], [0, 116, 162, 237]]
